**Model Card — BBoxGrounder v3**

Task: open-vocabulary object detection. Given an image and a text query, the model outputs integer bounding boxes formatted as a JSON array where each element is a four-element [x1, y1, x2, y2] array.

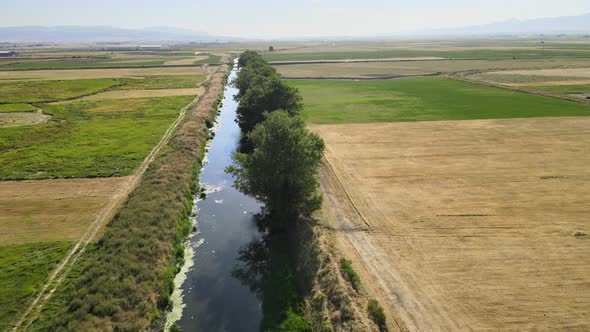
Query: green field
[[264, 49, 590, 62], [0, 241, 73, 331], [0, 103, 38, 112], [0, 79, 120, 103], [194, 54, 222, 64], [112, 75, 206, 90], [291, 78, 590, 124], [0, 96, 192, 179]]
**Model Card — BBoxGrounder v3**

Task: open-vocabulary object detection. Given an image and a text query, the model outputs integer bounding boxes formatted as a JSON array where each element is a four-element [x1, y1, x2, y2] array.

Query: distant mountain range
[[0, 26, 238, 43], [0, 13, 589, 43], [410, 13, 590, 36]]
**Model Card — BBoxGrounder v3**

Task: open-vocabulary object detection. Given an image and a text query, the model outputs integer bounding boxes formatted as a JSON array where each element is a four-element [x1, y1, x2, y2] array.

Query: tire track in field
[[13, 61, 228, 332]]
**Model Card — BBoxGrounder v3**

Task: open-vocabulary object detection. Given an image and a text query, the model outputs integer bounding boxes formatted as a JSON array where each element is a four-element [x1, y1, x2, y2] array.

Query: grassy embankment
[[264, 48, 590, 61], [27, 66, 229, 331], [291, 77, 590, 124]]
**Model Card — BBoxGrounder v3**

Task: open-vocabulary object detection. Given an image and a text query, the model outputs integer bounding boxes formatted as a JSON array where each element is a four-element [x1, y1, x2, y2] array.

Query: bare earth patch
[[0, 177, 132, 245], [0, 111, 50, 128], [314, 117, 590, 331]]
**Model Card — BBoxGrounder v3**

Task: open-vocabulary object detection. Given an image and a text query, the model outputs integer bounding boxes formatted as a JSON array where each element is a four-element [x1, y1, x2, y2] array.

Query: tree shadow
[[231, 214, 308, 331]]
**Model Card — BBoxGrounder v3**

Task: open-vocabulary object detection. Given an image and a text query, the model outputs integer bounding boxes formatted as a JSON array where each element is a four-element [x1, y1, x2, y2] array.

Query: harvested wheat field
[[0, 177, 132, 245], [0, 66, 206, 81], [63, 87, 204, 101], [314, 116, 590, 331]]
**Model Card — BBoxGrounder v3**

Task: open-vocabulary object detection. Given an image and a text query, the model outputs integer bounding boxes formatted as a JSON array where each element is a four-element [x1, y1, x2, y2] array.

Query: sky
[[2, 0, 590, 38]]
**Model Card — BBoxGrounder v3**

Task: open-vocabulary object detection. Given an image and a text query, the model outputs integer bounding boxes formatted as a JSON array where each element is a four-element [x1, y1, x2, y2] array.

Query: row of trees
[[228, 50, 325, 229]]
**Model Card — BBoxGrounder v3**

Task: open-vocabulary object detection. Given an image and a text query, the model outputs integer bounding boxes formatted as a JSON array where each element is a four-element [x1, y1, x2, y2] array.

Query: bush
[[367, 299, 386, 329], [339, 259, 361, 291], [279, 310, 311, 332]]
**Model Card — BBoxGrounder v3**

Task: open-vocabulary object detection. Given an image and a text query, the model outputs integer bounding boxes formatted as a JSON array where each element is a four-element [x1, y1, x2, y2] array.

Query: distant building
[[0, 51, 16, 57]]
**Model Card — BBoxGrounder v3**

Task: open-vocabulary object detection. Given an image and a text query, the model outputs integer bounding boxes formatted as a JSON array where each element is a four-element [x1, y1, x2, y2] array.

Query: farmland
[[315, 117, 590, 330], [275, 58, 590, 78], [0, 47, 217, 331], [0, 95, 192, 179], [291, 77, 590, 124], [264, 47, 590, 62], [282, 40, 590, 330]]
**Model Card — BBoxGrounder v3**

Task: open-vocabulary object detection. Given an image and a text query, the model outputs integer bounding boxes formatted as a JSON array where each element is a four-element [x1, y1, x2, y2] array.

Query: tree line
[[229, 50, 325, 229]]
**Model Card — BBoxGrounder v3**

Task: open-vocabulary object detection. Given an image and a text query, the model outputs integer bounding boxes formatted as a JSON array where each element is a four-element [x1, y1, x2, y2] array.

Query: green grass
[[264, 49, 590, 62], [0, 79, 120, 103], [0, 96, 192, 179], [194, 54, 222, 65], [367, 299, 386, 330], [340, 258, 361, 291], [0, 103, 38, 112], [0, 241, 73, 331], [290, 77, 590, 124], [112, 75, 206, 90]]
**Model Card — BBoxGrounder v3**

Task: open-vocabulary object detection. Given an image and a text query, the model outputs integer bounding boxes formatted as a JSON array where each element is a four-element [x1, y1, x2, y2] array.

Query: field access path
[[13, 56, 229, 332]]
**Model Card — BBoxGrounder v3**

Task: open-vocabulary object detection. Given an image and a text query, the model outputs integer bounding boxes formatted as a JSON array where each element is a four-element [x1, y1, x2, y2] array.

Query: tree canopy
[[228, 111, 324, 226]]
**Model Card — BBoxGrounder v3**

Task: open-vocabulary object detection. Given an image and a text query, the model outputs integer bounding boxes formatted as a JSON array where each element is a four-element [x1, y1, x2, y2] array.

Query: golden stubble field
[[0, 177, 132, 245], [275, 59, 590, 78], [314, 117, 590, 331]]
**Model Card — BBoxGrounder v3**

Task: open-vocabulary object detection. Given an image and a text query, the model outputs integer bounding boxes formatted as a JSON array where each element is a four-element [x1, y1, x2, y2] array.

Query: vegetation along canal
[[167, 62, 264, 331]]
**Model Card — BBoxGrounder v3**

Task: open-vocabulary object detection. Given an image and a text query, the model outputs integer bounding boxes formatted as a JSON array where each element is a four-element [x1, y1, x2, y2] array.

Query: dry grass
[[507, 79, 590, 87], [276, 59, 590, 78], [0, 111, 50, 128], [498, 67, 590, 77], [0, 177, 132, 245], [0, 66, 206, 81], [314, 117, 590, 331], [66, 87, 204, 101]]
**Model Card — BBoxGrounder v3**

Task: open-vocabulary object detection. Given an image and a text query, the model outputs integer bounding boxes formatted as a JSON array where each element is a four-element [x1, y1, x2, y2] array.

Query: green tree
[[238, 50, 265, 68], [232, 64, 277, 101], [236, 75, 303, 134], [227, 111, 324, 228]]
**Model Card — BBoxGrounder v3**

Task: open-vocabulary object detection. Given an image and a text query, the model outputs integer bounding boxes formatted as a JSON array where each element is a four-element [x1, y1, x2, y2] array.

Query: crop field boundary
[[11, 67, 221, 331], [448, 71, 590, 105]]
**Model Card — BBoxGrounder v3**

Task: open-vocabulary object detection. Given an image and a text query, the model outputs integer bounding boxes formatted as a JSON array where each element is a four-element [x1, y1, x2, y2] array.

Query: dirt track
[[315, 117, 590, 331]]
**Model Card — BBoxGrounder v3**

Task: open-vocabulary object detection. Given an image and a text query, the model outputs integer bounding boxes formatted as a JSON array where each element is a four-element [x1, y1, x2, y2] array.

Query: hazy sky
[[2, 0, 590, 38]]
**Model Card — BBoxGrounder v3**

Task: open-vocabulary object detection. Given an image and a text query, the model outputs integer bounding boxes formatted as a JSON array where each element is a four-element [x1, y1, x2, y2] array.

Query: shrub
[[339, 259, 361, 291], [279, 310, 311, 332], [367, 299, 386, 329]]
